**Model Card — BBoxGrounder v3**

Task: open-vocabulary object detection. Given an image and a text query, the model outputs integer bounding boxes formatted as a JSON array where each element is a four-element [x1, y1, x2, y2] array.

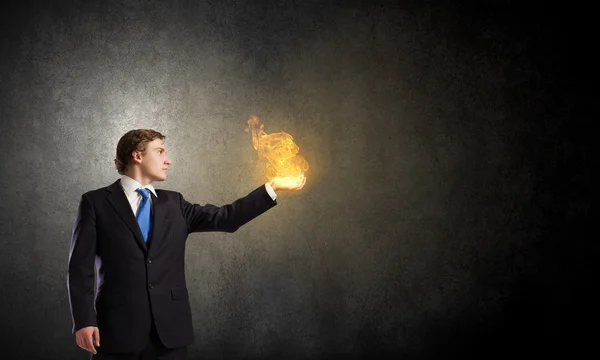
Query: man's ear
[[132, 150, 143, 164]]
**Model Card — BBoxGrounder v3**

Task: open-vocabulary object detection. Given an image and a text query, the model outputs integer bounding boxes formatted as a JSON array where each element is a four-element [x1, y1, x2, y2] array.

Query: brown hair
[[114, 129, 165, 175]]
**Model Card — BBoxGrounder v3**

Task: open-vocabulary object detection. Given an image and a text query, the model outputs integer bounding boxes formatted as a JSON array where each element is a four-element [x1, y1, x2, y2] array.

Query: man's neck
[[124, 172, 152, 187]]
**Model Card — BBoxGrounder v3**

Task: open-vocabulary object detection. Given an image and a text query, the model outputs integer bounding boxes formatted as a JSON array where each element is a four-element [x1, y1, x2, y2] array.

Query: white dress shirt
[[119, 175, 277, 216], [119, 175, 159, 216]]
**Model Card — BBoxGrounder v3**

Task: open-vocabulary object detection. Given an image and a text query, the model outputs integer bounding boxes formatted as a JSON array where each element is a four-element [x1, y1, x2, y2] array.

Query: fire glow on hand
[[245, 115, 309, 187]]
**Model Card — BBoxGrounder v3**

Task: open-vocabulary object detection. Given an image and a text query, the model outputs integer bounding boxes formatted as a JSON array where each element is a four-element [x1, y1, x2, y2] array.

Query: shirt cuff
[[264, 182, 277, 201]]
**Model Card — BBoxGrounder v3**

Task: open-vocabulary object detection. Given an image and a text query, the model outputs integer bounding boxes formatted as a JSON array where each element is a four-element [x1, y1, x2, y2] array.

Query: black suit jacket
[[67, 179, 277, 353]]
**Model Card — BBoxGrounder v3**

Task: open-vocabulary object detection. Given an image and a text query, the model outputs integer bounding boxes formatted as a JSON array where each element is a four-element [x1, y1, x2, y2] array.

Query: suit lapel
[[148, 191, 167, 256], [106, 179, 147, 252]]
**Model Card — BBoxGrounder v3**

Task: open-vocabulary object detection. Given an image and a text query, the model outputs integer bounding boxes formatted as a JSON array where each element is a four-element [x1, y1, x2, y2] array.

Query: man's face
[[138, 138, 171, 182]]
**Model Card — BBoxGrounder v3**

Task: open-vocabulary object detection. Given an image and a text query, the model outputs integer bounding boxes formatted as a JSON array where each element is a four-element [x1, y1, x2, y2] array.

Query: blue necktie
[[135, 188, 152, 242]]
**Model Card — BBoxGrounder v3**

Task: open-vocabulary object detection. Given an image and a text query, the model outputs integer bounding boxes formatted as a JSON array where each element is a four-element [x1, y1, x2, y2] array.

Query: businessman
[[67, 129, 305, 359]]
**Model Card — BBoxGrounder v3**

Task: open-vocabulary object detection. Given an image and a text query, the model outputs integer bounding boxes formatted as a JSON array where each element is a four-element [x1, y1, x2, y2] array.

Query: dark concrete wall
[[0, 1, 590, 359]]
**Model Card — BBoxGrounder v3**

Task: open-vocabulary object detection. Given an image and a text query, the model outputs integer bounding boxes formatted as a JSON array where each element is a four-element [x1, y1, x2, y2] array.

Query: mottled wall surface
[[0, 1, 589, 359]]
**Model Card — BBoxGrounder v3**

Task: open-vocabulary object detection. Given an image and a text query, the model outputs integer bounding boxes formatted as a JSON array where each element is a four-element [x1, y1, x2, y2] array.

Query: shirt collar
[[120, 174, 158, 198]]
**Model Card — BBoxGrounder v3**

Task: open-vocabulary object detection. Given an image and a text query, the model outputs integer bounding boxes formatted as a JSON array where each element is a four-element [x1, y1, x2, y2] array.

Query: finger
[[299, 177, 306, 189], [79, 338, 89, 352], [94, 328, 100, 347], [84, 337, 91, 353], [87, 336, 97, 354], [77, 336, 85, 351]]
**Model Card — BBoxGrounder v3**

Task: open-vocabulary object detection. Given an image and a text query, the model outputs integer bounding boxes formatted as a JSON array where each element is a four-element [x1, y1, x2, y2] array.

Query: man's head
[[114, 129, 171, 185]]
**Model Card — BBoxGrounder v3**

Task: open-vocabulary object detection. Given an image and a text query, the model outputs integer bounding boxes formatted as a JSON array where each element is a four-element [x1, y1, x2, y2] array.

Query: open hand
[[269, 175, 306, 192], [75, 326, 100, 354]]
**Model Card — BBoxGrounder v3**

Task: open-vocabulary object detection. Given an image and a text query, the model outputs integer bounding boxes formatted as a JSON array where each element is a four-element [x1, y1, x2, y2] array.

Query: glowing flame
[[246, 115, 308, 187]]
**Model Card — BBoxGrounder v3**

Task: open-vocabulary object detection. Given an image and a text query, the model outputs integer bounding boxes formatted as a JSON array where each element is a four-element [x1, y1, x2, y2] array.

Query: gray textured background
[[0, 1, 591, 359]]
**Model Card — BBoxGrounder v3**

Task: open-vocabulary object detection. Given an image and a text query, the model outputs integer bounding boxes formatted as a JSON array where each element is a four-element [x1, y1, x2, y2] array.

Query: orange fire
[[246, 115, 308, 187]]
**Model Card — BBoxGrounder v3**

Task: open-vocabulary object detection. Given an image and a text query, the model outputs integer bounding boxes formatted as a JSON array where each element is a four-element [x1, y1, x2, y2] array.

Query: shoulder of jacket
[[156, 188, 181, 198]]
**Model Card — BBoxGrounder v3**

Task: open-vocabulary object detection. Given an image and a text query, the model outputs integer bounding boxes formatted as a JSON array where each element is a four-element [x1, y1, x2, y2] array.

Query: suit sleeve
[[179, 184, 277, 234], [67, 193, 98, 333]]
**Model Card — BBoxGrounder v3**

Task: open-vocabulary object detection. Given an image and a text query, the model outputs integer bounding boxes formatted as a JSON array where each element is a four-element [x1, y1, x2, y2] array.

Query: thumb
[[93, 328, 100, 347]]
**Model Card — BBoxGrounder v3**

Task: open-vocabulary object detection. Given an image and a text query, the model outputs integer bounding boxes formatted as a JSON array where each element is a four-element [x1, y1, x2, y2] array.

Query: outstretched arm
[[180, 177, 306, 234], [179, 184, 277, 234]]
